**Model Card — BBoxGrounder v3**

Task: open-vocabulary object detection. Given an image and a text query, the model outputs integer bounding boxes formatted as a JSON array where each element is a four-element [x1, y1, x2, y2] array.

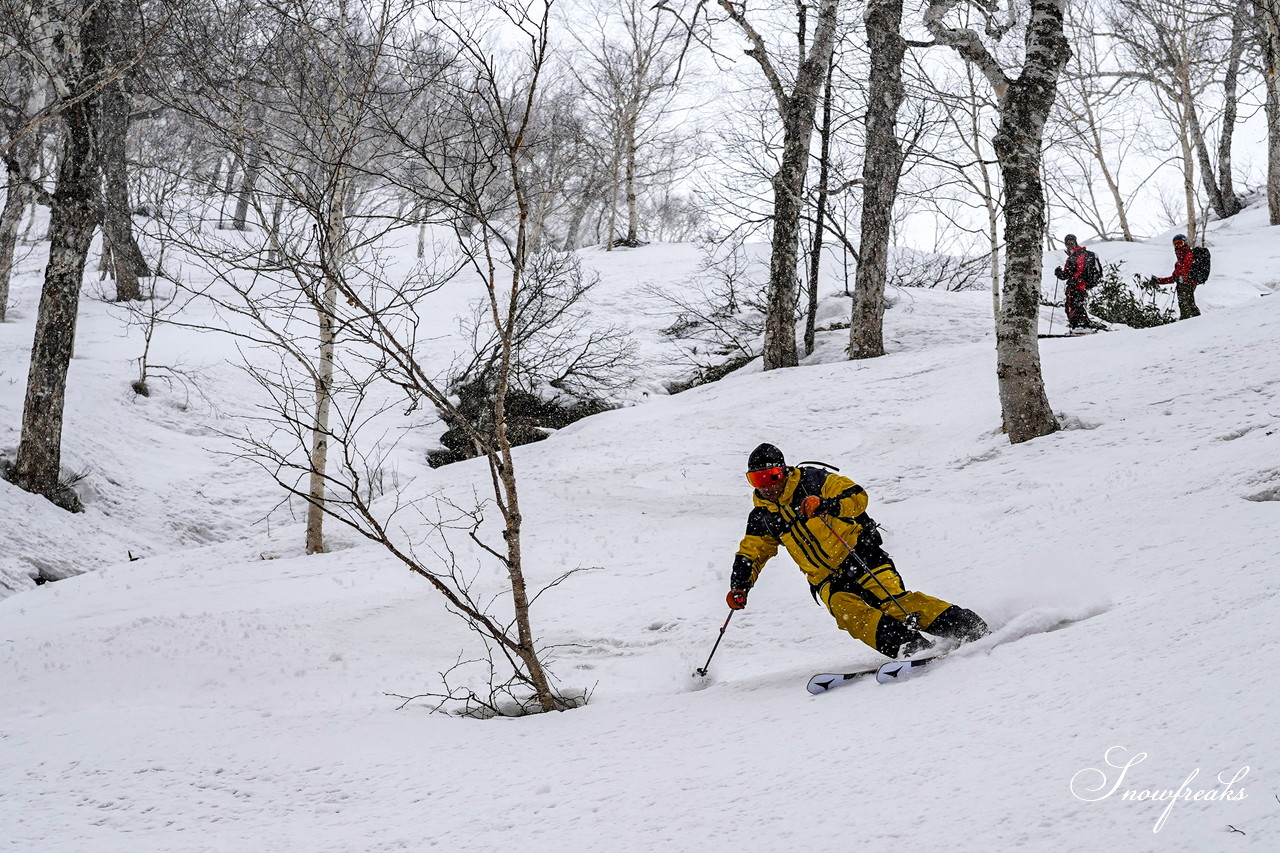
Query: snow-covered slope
[[2, 215, 1280, 851]]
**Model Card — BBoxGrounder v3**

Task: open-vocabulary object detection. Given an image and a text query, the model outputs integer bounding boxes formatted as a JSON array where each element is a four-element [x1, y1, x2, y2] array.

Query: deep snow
[[2, 208, 1279, 851]]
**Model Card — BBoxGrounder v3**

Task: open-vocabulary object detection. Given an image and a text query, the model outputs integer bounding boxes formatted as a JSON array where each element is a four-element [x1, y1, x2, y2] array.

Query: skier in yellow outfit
[[727, 443, 988, 658]]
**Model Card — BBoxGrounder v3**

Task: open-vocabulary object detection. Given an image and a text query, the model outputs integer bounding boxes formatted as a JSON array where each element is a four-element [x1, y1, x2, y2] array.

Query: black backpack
[[1190, 246, 1212, 284], [1083, 250, 1103, 289]]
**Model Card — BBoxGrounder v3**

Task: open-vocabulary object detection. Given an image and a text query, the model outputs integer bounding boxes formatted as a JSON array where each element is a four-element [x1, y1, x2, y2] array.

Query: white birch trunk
[[1259, 0, 1280, 224], [925, 0, 1065, 443], [718, 0, 840, 371]]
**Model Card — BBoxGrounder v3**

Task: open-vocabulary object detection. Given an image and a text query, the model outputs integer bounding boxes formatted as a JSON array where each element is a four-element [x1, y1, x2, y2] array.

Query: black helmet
[[1064, 233, 1078, 247], [748, 443, 785, 471], [1173, 234, 1187, 244]]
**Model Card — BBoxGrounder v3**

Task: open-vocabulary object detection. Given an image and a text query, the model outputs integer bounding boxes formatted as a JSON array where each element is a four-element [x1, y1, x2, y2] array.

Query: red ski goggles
[[746, 466, 786, 490]]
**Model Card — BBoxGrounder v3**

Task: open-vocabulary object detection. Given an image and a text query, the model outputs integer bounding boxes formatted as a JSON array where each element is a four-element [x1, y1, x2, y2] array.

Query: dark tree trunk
[[0, 158, 34, 324], [1269, 62, 1280, 224], [218, 154, 237, 229], [1215, 1, 1248, 219], [562, 194, 595, 251], [232, 142, 261, 231], [1187, 104, 1227, 219], [209, 155, 224, 196], [624, 118, 640, 245], [805, 57, 834, 357], [0, 171, 28, 324], [728, 0, 839, 371], [762, 120, 810, 369], [1265, 0, 1280, 225], [1184, 3, 1246, 222], [562, 174, 606, 251], [848, 0, 906, 360], [10, 88, 103, 504], [267, 195, 283, 263], [0, 63, 38, 323], [100, 82, 149, 300], [100, 0, 149, 302]]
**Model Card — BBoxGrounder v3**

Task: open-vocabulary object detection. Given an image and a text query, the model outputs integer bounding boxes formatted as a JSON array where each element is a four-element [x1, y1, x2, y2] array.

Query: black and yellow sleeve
[[732, 506, 780, 590], [819, 472, 869, 520]]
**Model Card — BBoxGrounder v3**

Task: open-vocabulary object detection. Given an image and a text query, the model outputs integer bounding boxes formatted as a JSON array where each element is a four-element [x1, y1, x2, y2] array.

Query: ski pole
[[1047, 278, 1060, 336], [814, 515, 918, 626], [694, 610, 734, 677]]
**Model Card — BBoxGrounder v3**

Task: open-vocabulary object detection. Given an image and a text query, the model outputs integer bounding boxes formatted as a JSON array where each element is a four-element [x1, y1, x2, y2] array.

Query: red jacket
[[1156, 245, 1194, 285], [1055, 246, 1089, 291]]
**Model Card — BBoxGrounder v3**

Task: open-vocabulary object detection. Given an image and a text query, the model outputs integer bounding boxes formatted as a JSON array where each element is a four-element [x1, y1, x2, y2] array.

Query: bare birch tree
[[159, 0, 401, 555], [0, 53, 48, 323], [1216, 0, 1250, 217], [803, 47, 833, 356], [924, 0, 1064, 443], [847, 0, 907, 359], [99, 0, 151, 302], [369, 0, 576, 712], [1253, 0, 1280, 223], [1109, 0, 1247, 238], [662, 0, 840, 370], [145, 0, 579, 713], [5, 0, 109, 507], [1047, 2, 1148, 241], [569, 0, 691, 248], [905, 53, 1005, 316]]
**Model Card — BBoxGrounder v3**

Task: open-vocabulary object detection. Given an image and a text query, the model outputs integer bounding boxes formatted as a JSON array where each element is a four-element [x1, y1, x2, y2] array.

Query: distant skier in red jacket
[[1053, 234, 1094, 334], [1153, 234, 1200, 319]]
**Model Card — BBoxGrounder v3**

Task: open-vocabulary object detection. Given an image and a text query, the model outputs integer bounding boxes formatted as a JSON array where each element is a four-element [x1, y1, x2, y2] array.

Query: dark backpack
[[1190, 246, 1211, 284], [1083, 250, 1103, 289]]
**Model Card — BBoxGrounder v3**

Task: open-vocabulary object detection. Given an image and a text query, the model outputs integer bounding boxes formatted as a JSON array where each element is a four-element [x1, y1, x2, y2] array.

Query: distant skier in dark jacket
[[1153, 234, 1200, 319], [1053, 234, 1094, 334], [726, 443, 988, 659]]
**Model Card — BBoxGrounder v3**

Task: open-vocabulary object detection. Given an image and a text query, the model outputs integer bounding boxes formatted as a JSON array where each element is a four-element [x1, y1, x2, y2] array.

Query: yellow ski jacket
[[731, 466, 871, 590]]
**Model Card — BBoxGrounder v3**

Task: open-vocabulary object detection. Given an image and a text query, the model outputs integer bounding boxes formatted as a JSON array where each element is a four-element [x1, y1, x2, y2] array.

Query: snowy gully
[[1070, 746, 1249, 833]]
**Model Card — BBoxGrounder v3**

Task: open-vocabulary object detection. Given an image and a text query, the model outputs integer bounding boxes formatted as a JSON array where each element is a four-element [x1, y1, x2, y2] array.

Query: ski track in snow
[[3, 211, 1280, 850]]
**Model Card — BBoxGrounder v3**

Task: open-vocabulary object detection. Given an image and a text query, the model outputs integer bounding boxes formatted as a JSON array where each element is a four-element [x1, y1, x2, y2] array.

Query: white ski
[[805, 668, 877, 694], [807, 653, 948, 694], [805, 607, 1102, 694]]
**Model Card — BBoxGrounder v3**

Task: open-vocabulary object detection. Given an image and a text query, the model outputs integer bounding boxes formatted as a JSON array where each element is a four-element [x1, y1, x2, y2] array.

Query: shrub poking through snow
[[1088, 261, 1176, 329]]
